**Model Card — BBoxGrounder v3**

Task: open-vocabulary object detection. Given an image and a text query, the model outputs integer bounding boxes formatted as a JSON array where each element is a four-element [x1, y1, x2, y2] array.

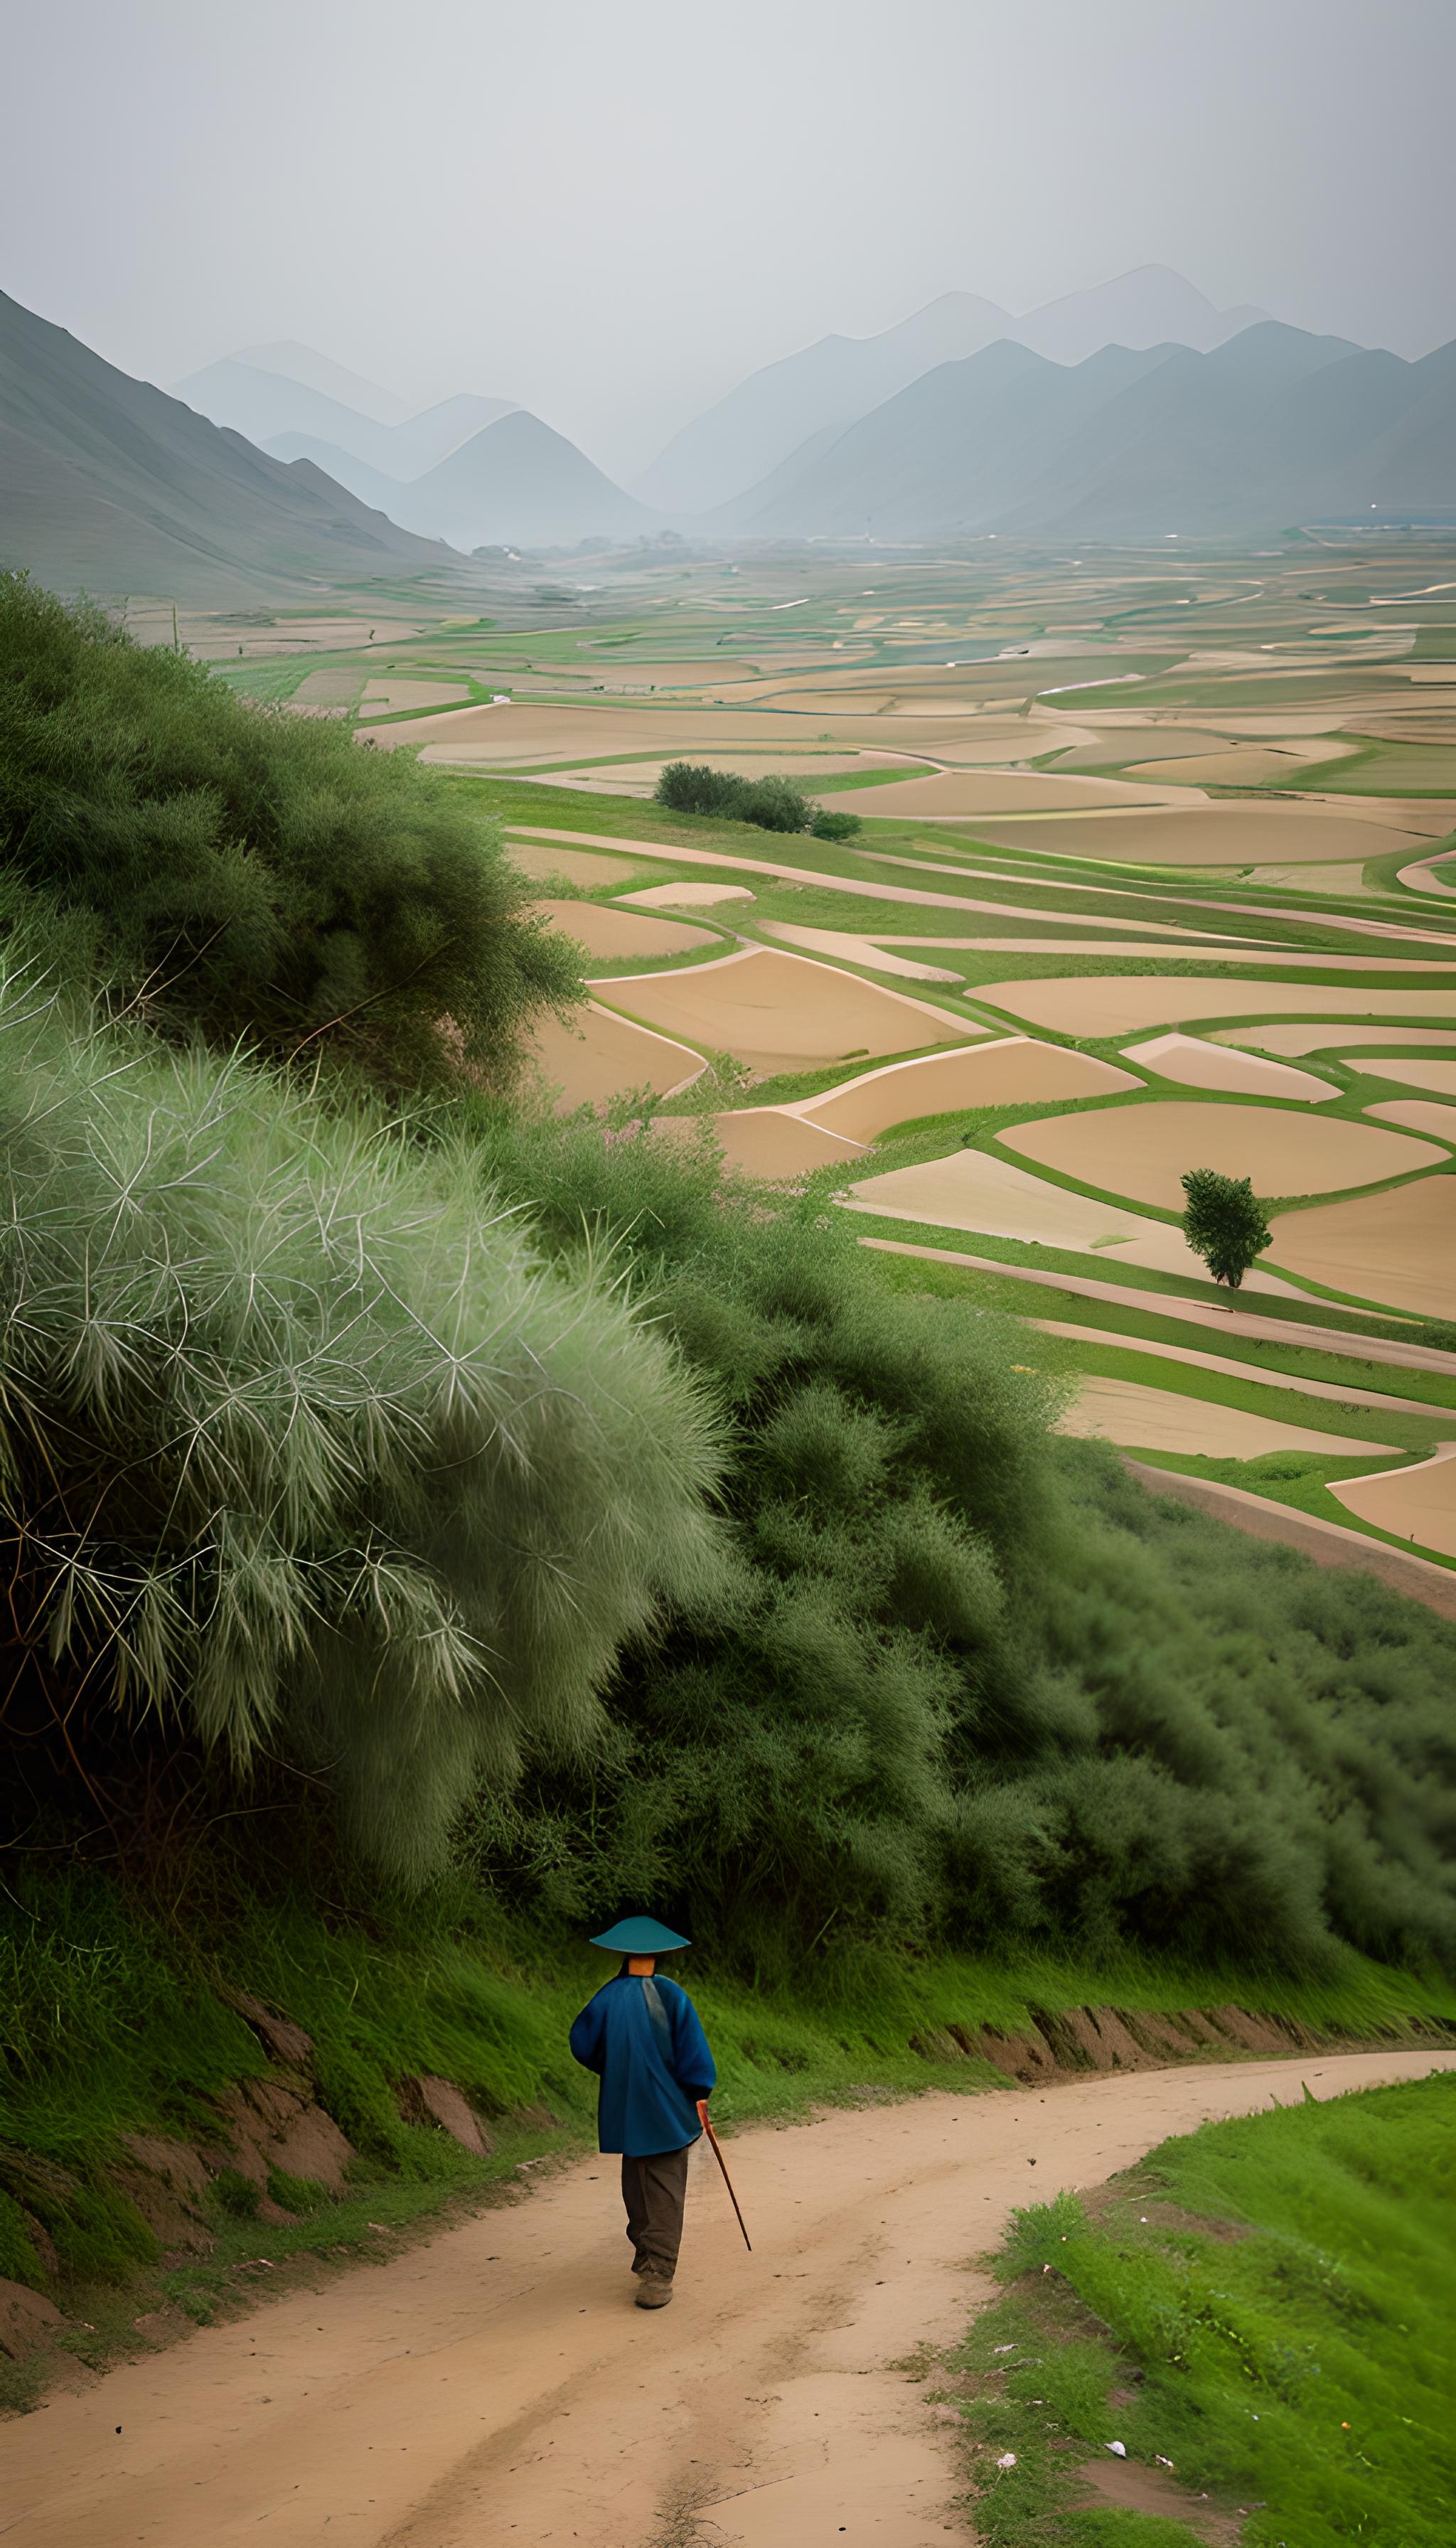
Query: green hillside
[[0, 290, 456, 601]]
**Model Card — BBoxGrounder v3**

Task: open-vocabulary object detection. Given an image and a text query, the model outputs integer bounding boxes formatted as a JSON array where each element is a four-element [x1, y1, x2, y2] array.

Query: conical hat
[[589, 1916, 690, 1953]]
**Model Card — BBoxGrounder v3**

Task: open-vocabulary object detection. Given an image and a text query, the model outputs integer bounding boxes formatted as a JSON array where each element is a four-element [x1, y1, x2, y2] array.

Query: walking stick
[[697, 2099, 751, 2252]]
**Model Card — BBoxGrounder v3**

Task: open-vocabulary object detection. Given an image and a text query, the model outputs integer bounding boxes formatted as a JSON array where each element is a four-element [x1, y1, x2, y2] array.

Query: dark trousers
[[621, 2143, 690, 2280]]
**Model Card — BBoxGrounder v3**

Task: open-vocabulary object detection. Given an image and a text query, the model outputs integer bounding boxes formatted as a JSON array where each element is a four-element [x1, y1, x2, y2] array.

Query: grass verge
[[948, 2070, 1456, 2547]]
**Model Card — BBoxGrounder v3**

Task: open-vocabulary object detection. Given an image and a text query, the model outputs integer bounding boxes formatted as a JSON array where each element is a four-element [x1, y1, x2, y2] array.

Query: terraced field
[[198, 540, 1456, 1573]]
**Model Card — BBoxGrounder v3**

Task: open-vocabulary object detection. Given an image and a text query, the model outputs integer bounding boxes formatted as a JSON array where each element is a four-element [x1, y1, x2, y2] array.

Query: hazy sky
[[6, 0, 1454, 480]]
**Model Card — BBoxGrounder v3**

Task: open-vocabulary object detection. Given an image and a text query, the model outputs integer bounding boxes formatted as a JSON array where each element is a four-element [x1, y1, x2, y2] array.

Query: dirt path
[[5, 2052, 1451, 2548]]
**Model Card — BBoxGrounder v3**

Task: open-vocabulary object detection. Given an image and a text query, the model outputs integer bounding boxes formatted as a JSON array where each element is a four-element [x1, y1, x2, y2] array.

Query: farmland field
[[191, 535, 1456, 1573]]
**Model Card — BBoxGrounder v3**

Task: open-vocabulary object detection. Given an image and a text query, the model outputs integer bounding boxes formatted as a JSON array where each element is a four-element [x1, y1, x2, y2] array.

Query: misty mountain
[[1013, 267, 1268, 367], [171, 358, 427, 476], [637, 267, 1270, 515], [263, 434, 414, 519], [355, 410, 656, 549], [0, 289, 454, 601], [174, 354, 516, 488], [400, 394, 519, 467], [718, 322, 1456, 541], [259, 397, 518, 508], [223, 339, 411, 424], [264, 407, 653, 549]]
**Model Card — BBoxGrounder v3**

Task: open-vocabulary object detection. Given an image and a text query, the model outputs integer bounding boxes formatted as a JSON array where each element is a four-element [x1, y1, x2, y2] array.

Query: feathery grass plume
[[0, 962, 725, 1880], [0, 576, 584, 1087]]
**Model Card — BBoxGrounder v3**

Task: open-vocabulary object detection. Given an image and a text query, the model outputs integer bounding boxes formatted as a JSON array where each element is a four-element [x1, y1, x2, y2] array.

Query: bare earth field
[[1331, 1444, 1456, 1556], [1058, 1374, 1394, 1460], [806, 1038, 1137, 1135], [620, 879, 756, 909], [1268, 1177, 1456, 1318], [1120, 1032, 1333, 1101], [998, 1100, 1444, 1211], [762, 922, 965, 982], [1358, 1056, 1456, 1094], [834, 769, 1196, 815], [978, 978, 1456, 1036], [1366, 1097, 1456, 1140], [1216, 1024, 1456, 1059], [653, 1108, 869, 1178], [528, 1003, 705, 1110], [592, 947, 972, 1074], [532, 898, 719, 960], [506, 839, 643, 888], [972, 806, 1430, 864]]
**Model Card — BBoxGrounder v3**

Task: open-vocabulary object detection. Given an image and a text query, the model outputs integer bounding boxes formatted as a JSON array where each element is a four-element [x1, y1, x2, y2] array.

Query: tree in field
[[1180, 1167, 1273, 1289]]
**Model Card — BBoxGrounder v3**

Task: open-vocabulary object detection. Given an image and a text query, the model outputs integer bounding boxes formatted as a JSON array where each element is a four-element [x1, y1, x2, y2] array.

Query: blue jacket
[[569, 1971, 717, 2156]]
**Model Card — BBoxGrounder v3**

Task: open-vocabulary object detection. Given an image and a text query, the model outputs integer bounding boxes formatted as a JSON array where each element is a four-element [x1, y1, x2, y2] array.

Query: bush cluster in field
[[957, 2072, 1456, 2547], [654, 757, 862, 837]]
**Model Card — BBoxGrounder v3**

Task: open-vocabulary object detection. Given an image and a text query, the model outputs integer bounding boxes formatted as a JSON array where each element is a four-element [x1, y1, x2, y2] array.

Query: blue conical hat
[[589, 1916, 690, 1953]]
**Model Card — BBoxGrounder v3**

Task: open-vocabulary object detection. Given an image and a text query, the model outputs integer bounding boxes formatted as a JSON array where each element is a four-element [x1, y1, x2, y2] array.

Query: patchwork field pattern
[[204, 539, 1456, 1565]]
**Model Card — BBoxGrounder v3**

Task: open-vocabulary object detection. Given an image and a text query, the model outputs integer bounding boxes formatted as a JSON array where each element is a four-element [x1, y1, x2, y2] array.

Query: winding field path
[[4, 2050, 1450, 2548]]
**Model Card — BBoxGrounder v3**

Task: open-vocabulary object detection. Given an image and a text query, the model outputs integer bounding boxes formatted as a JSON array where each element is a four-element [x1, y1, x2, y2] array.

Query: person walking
[[569, 1916, 717, 2309]]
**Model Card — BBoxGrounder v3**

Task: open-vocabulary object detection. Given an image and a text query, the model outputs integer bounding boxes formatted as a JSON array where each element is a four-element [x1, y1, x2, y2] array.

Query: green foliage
[[264, 2168, 330, 2214], [0, 577, 582, 1088], [960, 2074, 1456, 2547], [653, 759, 855, 836], [654, 761, 751, 817], [0, 2188, 47, 2289], [212, 2170, 260, 2220], [1180, 1167, 1273, 1290], [455, 1103, 1456, 1977], [0, 963, 724, 1882]]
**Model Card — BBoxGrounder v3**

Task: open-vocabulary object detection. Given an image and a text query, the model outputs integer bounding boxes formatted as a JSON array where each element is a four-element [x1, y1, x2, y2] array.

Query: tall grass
[[0, 963, 724, 1878]]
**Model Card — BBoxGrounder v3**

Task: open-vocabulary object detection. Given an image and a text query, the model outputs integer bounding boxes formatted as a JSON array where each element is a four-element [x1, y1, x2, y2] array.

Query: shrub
[[0, 576, 582, 1088], [653, 761, 742, 818], [457, 1103, 1456, 1977], [0, 962, 724, 1881], [653, 760, 851, 836], [729, 774, 815, 833]]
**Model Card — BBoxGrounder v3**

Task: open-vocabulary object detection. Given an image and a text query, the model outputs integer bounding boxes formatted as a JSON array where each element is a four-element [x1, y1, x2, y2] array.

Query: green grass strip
[[951, 2071, 1456, 2547]]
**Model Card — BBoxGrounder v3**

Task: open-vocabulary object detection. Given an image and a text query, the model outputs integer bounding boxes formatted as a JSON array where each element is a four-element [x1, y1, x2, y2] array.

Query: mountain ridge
[[349, 409, 657, 550], [714, 321, 1456, 541], [173, 358, 517, 485], [637, 265, 1274, 515]]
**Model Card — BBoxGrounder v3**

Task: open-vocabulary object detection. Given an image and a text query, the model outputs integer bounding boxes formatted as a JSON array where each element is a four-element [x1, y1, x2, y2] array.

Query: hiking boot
[[634, 2273, 673, 2309]]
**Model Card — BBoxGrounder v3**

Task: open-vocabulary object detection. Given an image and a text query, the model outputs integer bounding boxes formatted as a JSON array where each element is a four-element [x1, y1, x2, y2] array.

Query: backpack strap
[[641, 1975, 675, 2065]]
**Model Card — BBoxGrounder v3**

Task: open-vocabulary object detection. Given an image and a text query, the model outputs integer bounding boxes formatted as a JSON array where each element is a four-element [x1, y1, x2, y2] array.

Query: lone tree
[[1180, 1167, 1273, 1290]]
